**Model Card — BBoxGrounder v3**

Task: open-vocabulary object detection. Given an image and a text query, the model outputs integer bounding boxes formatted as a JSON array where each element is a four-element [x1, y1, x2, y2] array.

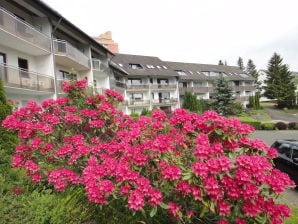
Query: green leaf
[[199, 205, 208, 218], [159, 202, 169, 209], [150, 206, 157, 217]]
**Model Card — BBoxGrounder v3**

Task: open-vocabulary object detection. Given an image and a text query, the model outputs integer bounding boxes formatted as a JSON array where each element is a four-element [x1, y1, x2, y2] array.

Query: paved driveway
[[263, 105, 298, 123]]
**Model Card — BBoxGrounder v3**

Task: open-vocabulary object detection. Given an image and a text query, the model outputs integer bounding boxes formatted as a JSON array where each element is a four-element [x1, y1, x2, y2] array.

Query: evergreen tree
[[247, 59, 262, 93], [213, 74, 235, 115], [264, 53, 296, 108], [237, 57, 245, 70], [218, 60, 224, 66], [182, 91, 201, 112]]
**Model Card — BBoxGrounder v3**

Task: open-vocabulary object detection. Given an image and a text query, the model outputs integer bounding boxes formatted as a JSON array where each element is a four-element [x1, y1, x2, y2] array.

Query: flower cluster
[[2, 79, 294, 223]]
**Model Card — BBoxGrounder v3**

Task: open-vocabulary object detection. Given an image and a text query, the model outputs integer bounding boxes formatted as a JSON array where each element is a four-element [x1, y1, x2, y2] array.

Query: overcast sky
[[44, 0, 298, 71]]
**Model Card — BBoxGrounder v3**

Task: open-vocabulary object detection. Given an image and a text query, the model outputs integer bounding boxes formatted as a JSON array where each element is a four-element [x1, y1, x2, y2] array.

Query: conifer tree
[[264, 53, 296, 108], [218, 60, 224, 66], [237, 57, 245, 71], [182, 91, 201, 112], [246, 59, 262, 93], [213, 74, 235, 115]]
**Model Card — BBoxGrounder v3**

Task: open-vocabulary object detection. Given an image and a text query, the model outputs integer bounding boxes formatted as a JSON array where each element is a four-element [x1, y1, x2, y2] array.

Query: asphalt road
[[263, 106, 298, 123]]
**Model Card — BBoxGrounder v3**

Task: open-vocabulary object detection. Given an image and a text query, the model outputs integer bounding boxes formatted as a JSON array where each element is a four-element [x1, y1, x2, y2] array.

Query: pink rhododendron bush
[[2, 80, 294, 224]]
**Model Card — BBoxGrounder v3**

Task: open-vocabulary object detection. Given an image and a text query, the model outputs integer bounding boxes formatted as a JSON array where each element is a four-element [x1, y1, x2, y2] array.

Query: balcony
[[110, 79, 126, 89], [0, 63, 54, 95], [53, 39, 90, 71], [152, 98, 178, 105], [127, 100, 150, 107], [0, 7, 51, 55], [126, 84, 149, 91], [179, 87, 213, 95], [151, 84, 176, 90], [233, 85, 256, 92]]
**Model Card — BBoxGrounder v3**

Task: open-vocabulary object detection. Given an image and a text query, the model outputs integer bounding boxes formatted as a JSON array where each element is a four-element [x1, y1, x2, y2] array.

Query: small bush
[[130, 112, 139, 120], [239, 116, 262, 130], [288, 122, 297, 130], [275, 122, 288, 130], [261, 123, 275, 130]]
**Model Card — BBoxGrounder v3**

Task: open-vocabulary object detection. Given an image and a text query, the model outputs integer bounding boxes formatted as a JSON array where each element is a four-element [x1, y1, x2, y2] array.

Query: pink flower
[[161, 165, 181, 181], [128, 190, 145, 210]]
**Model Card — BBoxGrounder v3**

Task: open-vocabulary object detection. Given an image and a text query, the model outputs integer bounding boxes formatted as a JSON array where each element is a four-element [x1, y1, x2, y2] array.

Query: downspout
[[48, 17, 62, 99]]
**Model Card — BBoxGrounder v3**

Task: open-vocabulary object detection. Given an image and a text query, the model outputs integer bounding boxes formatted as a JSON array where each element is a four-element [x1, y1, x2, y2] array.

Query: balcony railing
[[126, 84, 149, 90], [179, 87, 213, 94], [0, 7, 51, 51], [152, 98, 178, 105], [0, 63, 54, 92], [53, 39, 90, 68], [151, 84, 176, 90], [110, 79, 126, 89], [128, 100, 150, 106]]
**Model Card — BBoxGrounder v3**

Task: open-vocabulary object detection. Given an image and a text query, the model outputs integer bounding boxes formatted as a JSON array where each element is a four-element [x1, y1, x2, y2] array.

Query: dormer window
[[146, 65, 155, 69], [175, 70, 187, 76], [130, 63, 143, 69]]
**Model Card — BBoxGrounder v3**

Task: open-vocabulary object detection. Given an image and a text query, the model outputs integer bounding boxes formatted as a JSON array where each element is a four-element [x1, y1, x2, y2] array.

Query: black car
[[271, 140, 298, 186]]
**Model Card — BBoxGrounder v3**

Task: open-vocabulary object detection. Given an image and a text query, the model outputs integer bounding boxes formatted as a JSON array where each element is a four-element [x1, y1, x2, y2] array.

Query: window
[[93, 80, 97, 88], [156, 65, 161, 69], [118, 63, 123, 67], [201, 71, 209, 76], [146, 65, 155, 69], [175, 70, 187, 76], [130, 64, 143, 69], [128, 78, 142, 85], [18, 58, 29, 78], [179, 82, 187, 88], [0, 53, 7, 81], [159, 92, 170, 99], [130, 93, 143, 101], [163, 66, 168, 69], [157, 79, 169, 85], [193, 82, 204, 87]]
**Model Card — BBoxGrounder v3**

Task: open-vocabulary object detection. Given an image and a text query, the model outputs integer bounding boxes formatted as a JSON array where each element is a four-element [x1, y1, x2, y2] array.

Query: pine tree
[[237, 57, 245, 71], [213, 74, 235, 115], [182, 91, 201, 112], [246, 59, 262, 93], [218, 60, 224, 66], [264, 53, 296, 108]]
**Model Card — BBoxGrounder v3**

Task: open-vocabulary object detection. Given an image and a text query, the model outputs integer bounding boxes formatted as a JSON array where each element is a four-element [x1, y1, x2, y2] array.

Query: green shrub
[[288, 122, 297, 130], [275, 122, 288, 130], [261, 122, 275, 130], [130, 112, 139, 120]]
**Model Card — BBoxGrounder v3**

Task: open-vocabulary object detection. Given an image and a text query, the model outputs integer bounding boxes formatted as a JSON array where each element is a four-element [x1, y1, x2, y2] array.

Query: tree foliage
[[218, 60, 224, 66], [246, 59, 262, 93], [182, 91, 201, 112], [213, 74, 236, 115], [264, 53, 296, 108], [237, 57, 245, 71]]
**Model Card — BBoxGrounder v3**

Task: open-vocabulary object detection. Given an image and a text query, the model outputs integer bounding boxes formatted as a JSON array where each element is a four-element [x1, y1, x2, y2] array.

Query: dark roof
[[111, 54, 178, 77], [166, 61, 255, 81]]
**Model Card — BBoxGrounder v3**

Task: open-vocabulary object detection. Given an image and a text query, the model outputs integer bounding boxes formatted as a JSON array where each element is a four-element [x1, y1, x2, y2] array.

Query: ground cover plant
[[2, 79, 294, 224]]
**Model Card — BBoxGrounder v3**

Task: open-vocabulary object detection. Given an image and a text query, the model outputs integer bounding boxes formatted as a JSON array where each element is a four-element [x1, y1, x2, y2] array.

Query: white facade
[[0, 1, 111, 107]]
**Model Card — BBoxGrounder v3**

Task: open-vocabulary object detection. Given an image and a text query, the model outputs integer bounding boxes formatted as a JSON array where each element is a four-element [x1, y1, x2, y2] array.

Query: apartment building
[[110, 54, 180, 114], [0, 0, 112, 107], [109, 55, 256, 114], [166, 61, 256, 105]]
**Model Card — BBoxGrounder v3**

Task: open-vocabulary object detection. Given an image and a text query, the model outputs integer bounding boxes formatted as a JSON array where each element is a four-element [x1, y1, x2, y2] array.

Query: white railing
[[53, 39, 90, 68], [0, 7, 51, 51], [0, 63, 54, 92]]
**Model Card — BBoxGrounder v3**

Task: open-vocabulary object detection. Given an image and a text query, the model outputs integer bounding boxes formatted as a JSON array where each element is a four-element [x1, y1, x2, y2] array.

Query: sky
[[44, 0, 298, 71]]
